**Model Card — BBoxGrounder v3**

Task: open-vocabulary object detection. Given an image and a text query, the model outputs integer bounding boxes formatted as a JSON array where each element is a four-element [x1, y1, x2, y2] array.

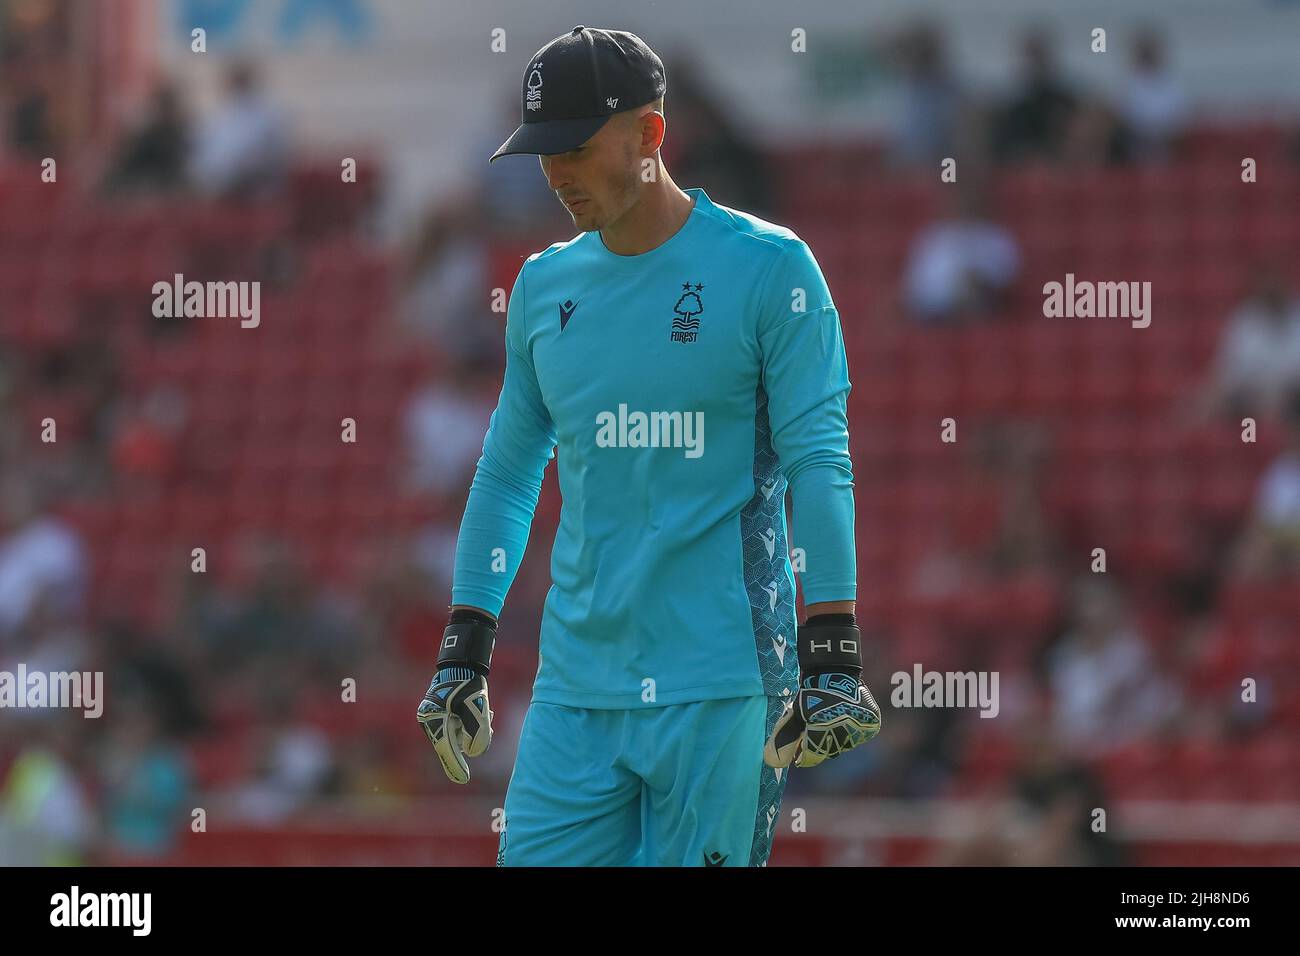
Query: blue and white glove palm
[[417, 665, 493, 785], [764, 614, 882, 769]]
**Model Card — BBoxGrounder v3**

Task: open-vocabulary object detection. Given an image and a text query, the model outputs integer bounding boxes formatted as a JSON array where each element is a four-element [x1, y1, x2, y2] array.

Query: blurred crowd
[[888, 22, 1189, 172], [1, 3, 1298, 867], [891, 22, 1194, 326]]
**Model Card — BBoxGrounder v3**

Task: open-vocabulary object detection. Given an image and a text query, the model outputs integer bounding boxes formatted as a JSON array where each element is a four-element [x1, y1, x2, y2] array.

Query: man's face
[[539, 110, 649, 231]]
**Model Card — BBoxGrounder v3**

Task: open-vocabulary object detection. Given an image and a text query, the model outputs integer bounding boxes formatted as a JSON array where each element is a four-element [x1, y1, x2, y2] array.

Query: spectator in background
[[932, 713, 1127, 865], [3, 585, 93, 697], [0, 715, 94, 865], [967, 421, 1059, 577], [3, 49, 57, 159], [403, 94, 568, 365], [108, 384, 189, 491], [1196, 265, 1300, 421], [995, 29, 1078, 164], [102, 618, 206, 739], [0, 472, 87, 644], [909, 421, 1061, 613], [902, 175, 1021, 324], [1229, 392, 1300, 579], [398, 197, 501, 368], [232, 692, 336, 824], [358, 534, 448, 663], [1007, 717, 1127, 865], [1173, 615, 1280, 739], [205, 535, 353, 677], [401, 359, 493, 496], [98, 698, 193, 860], [101, 80, 191, 196], [656, 57, 775, 218], [17, 303, 123, 494], [169, 557, 240, 659], [0, 0, 74, 161], [190, 60, 290, 200], [1060, 96, 1130, 168], [888, 21, 968, 167], [1046, 577, 1183, 755], [1118, 29, 1189, 162]]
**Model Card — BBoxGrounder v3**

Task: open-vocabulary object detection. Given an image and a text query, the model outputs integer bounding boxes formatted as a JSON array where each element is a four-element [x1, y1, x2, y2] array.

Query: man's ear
[[642, 111, 666, 154]]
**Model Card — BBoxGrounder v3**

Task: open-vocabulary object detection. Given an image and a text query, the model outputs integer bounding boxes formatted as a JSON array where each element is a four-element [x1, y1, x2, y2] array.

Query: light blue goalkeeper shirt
[[452, 188, 855, 708]]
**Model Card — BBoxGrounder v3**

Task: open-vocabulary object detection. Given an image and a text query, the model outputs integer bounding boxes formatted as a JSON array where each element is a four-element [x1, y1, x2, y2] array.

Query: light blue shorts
[[497, 695, 789, 866]]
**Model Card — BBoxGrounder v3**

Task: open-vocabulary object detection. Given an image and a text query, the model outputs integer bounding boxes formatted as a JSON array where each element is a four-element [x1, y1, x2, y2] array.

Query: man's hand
[[418, 666, 493, 784], [417, 608, 497, 784], [764, 613, 882, 769], [764, 671, 881, 768]]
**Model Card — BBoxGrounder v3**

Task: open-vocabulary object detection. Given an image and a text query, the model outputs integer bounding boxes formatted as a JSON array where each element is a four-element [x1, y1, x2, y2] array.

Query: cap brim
[[489, 114, 612, 162]]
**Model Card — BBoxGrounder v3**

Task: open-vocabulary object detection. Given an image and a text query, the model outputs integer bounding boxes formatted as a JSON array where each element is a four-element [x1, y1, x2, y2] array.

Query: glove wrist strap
[[799, 615, 863, 677], [438, 610, 496, 676]]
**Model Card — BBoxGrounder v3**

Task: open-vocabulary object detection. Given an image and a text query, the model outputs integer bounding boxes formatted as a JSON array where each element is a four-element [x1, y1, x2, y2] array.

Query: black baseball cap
[[489, 25, 666, 162]]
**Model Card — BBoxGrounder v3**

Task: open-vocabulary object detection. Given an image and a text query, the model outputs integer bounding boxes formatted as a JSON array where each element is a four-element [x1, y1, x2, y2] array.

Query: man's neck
[[600, 174, 695, 257]]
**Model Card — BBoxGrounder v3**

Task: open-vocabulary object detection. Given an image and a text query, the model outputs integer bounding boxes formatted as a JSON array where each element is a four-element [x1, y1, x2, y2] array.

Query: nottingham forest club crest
[[670, 281, 705, 343]]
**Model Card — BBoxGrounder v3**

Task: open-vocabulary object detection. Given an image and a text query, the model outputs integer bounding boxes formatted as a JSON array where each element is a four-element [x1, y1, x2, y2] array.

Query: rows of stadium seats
[[1, 159, 412, 626], [769, 123, 1295, 205]]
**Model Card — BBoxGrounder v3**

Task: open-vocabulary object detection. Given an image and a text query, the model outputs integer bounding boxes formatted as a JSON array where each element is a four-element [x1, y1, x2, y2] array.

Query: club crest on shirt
[[670, 281, 705, 343]]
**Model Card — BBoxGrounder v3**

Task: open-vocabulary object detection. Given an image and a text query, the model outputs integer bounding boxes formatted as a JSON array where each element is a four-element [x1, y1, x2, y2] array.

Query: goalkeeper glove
[[764, 612, 881, 769], [417, 608, 496, 784]]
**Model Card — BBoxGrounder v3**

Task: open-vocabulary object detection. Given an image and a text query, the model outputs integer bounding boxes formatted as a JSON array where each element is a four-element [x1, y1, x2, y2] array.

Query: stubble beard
[[578, 147, 641, 233]]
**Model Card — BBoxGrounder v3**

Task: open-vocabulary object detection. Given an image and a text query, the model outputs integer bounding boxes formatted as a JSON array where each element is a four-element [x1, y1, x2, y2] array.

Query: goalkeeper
[[418, 25, 880, 867]]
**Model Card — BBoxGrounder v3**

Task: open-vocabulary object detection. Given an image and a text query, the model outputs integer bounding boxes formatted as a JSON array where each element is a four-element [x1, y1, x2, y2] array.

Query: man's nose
[[542, 155, 571, 190]]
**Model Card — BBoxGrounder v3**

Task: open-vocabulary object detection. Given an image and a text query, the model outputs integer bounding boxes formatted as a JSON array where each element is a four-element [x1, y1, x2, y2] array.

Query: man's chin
[[563, 203, 600, 231]]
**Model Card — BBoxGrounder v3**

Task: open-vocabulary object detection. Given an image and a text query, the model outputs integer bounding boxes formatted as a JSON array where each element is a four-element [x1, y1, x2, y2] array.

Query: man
[[902, 175, 1021, 324], [1197, 264, 1300, 421], [189, 60, 289, 200], [417, 25, 881, 867]]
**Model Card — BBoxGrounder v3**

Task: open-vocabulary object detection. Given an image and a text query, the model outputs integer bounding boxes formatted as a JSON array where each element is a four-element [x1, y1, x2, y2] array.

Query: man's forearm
[[786, 454, 857, 612]]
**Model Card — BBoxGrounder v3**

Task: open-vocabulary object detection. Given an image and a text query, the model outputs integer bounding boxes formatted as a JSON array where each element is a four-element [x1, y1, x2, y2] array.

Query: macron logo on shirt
[[559, 299, 578, 330]]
